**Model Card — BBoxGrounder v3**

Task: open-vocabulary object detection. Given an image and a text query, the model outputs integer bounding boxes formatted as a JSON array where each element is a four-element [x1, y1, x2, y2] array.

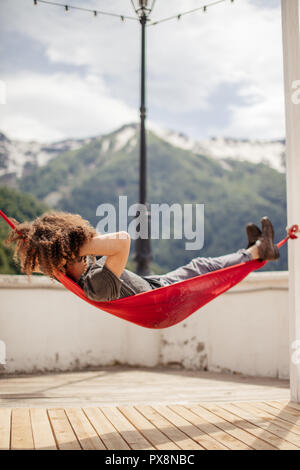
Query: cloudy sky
[[0, 0, 286, 142]]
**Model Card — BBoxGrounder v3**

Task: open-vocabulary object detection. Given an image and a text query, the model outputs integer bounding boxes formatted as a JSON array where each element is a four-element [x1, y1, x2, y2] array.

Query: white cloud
[[1, 72, 137, 141], [147, 0, 285, 138], [0, 0, 285, 141]]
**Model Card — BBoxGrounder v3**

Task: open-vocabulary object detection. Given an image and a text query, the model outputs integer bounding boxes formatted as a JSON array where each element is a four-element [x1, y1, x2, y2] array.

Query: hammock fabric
[[0, 209, 298, 329]]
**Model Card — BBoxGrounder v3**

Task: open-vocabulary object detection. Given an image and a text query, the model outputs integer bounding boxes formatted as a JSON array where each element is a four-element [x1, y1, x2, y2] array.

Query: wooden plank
[[11, 408, 34, 450], [203, 403, 276, 450], [238, 402, 300, 439], [156, 405, 227, 450], [136, 405, 202, 450], [30, 408, 57, 450], [283, 401, 300, 413], [217, 403, 293, 450], [266, 401, 291, 410], [233, 403, 300, 449], [65, 408, 106, 450], [47, 408, 81, 450], [100, 406, 154, 450], [267, 401, 300, 418], [0, 408, 11, 450], [119, 406, 180, 450], [255, 402, 300, 434], [7, 401, 300, 451], [83, 407, 130, 450], [187, 405, 252, 450], [170, 404, 235, 450], [0, 369, 290, 408], [257, 402, 300, 426]]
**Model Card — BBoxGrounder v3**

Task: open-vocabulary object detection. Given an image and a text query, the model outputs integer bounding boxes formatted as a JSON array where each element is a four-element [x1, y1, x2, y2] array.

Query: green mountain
[[0, 186, 48, 274], [16, 124, 287, 273]]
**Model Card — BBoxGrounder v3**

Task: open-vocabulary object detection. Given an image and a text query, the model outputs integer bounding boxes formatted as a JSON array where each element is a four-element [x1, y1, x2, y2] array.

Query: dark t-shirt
[[77, 256, 163, 301]]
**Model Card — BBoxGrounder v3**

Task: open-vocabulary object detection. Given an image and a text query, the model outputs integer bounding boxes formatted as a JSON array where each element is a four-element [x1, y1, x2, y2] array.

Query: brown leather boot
[[256, 217, 280, 261], [246, 223, 262, 248]]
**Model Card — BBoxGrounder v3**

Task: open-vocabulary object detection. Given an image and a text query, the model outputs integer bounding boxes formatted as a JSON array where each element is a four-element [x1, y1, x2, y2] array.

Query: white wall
[[281, 0, 300, 402], [161, 272, 289, 379], [0, 272, 289, 378]]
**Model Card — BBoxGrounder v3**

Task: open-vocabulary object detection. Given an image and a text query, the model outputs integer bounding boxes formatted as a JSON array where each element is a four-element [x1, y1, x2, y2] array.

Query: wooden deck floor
[[0, 367, 290, 408], [0, 368, 298, 450], [1, 401, 300, 450]]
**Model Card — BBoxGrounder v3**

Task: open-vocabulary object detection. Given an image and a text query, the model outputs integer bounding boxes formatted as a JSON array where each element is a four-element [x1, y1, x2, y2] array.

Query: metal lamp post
[[133, 0, 152, 275]]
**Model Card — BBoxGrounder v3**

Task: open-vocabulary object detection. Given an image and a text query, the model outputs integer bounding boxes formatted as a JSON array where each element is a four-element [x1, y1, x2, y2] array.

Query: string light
[[32, 0, 139, 22], [148, 0, 233, 27], [31, 0, 235, 25]]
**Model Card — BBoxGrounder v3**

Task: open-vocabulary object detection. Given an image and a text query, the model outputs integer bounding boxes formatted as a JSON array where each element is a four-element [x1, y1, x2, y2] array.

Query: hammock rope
[[0, 208, 298, 329]]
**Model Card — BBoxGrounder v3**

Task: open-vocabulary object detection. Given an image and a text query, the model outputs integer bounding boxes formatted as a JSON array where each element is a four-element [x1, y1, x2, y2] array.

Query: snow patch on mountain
[[0, 123, 286, 187], [113, 126, 136, 152], [0, 133, 95, 180], [101, 139, 110, 153], [151, 126, 286, 173]]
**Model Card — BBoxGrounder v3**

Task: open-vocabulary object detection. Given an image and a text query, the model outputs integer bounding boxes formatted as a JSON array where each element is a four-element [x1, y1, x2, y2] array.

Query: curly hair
[[5, 211, 97, 278]]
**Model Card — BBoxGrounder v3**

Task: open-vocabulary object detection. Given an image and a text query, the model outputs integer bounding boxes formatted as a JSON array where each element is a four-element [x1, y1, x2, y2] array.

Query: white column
[[281, 0, 300, 402]]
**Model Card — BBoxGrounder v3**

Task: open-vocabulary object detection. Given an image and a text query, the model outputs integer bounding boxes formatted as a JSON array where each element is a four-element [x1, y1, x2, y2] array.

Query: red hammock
[[0, 209, 298, 329]]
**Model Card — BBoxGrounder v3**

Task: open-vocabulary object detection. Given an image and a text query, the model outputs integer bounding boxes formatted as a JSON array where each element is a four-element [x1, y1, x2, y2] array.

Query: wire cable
[[32, 0, 234, 24], [150, 0, 157, 14], [148, 0, 234, 27], [130, 0, 138, 15], [33, 0, 139, 21]]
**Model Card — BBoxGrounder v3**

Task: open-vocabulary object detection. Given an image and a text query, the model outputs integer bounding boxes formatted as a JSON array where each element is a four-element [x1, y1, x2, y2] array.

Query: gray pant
[[148, 249, 252, 287]]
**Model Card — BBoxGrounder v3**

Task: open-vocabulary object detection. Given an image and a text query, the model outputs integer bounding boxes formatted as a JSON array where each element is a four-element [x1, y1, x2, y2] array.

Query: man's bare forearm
[[79, 232, 130, 257], [79, 232, 131, 278]]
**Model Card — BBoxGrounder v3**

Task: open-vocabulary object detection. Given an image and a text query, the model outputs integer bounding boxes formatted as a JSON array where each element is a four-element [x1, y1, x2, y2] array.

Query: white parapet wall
[[0, 272, 289, 378]]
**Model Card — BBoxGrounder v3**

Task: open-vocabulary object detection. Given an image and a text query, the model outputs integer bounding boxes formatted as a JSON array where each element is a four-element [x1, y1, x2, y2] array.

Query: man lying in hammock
[[5, 212, 279, 302]]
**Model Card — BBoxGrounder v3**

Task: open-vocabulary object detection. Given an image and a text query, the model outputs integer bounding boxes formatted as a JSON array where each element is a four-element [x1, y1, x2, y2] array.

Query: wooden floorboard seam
[[1, 402, 299, 450]]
